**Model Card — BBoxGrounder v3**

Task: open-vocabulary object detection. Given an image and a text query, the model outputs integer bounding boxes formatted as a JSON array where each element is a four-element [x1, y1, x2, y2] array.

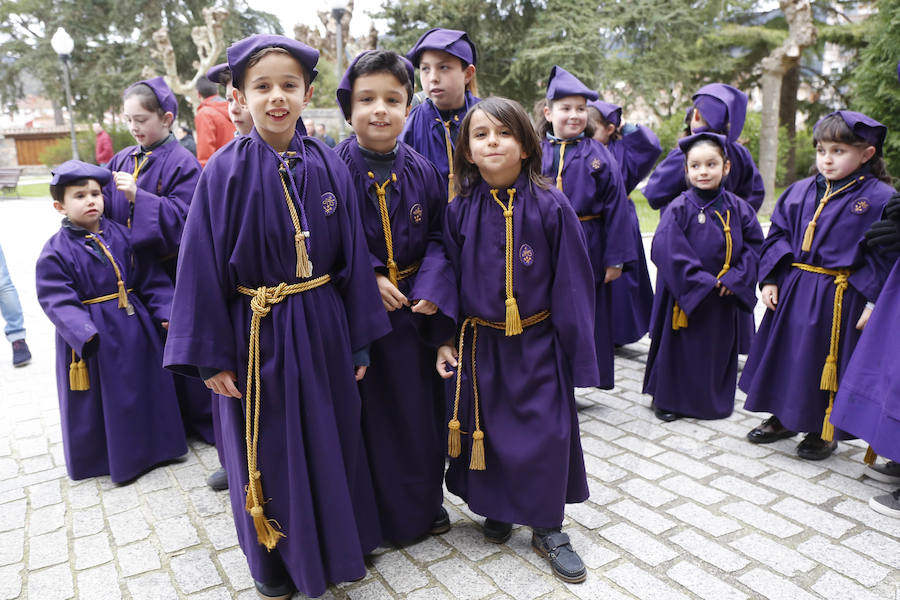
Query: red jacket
[[95, 130, 113, 164], [194, 96, 236, 167]]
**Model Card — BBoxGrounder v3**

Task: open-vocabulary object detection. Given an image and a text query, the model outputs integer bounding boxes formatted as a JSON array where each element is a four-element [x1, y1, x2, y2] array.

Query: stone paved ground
[[2, 196, 899, 600]]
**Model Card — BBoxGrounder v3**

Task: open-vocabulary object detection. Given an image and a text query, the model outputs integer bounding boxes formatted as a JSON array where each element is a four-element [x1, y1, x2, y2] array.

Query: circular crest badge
[[851, 198, 870, 215], [591, 157, 602, 170], [409, 203, 424, 225], [322, 192, 337, 216], [519, 243, 535, 267]]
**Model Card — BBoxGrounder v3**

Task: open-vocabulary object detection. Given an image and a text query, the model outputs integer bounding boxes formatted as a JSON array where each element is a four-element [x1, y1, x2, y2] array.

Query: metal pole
[[61, 56, 79, 161]]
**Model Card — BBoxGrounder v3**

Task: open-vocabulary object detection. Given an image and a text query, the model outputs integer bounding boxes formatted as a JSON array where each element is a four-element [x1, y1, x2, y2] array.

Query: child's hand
[[761, 284, 779, 311], [436, 344, 458, 379], [354, 365, 368, 381], [856, 307, 873, 330], [204, 370, 241, 398], [112, 171, 137, 203], [411, 299, 438, 315], [715, 281, 734, 297], [604, 266, 623, 284], [375, 273, 409, 311], [161, 321, 169, 330]]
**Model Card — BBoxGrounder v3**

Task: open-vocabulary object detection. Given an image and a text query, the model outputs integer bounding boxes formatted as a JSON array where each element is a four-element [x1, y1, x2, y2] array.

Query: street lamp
[[331, 0, 349, 78], [50, 27, 79, 161]]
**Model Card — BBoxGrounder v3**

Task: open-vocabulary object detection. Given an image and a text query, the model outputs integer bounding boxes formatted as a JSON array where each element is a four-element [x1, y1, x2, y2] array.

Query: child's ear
[[723, 159, 732, 178], [53, 200, 66, 216], [465, 150, 474, 164], [463, 64, 476, 86], [162, 112, 175, 128], [302, 85, 314, 109], [861, 145, 876, 163], [233, 87, 247, 109], [542, 104, 552, 121]]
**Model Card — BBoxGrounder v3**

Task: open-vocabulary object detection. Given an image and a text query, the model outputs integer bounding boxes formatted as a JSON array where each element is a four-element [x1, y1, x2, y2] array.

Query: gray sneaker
[[869, 488, 900, 518], [866, 461, 900, 485]]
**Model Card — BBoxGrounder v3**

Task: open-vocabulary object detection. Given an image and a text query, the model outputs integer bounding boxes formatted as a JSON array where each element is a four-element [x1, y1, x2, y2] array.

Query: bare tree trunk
[[779, 64, 800, 187], [758, 0, 816, 217]]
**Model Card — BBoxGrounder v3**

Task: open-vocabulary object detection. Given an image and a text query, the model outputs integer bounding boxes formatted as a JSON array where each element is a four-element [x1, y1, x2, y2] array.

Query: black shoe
[[651, 401, 681, 423], [747, 415, 797, 444], [430, 506, 450, 535], [11, 339, 31, 367], [796, 433, 837, 461], [531, 530, 586, 583], [253, 578, 294, 600], [483, 518, 512, 544], [206, 467, 228, 491]]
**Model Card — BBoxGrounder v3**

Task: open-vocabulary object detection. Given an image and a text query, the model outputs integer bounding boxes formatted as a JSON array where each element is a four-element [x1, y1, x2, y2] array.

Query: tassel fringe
[[69, 356, 90, 391], [863, 446, 877, 465], [295, 232, 312, 278], [819, 356, 838, 393], [820, 403, 835, 442], [469, 430, 486, 470], [447, 419, 461, 457], [801, 221, 816, 253], [505, 297, 523, 336], [672, 303, 689, 330], [117, 280, 128, 309], [245, 473, 284, 551], [387, 260, 399, 287]]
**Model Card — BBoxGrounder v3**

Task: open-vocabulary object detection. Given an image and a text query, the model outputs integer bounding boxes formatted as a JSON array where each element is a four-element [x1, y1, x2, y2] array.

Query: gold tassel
[[69, 353, 90, 391], [469, 429, 486, 470], [820, 394, 835, 442], [387, 260, 399, 287], [505, 297, 523, 336], [801, 221, 816, 253], [672, 303, 689, 330], [117, 280, 128, 309], [295, 231, 312, 278], [863, 446, 877, 465], [447, 418, 461, 457], [819, 356, 838, 392], [245, 471, 284, 551]]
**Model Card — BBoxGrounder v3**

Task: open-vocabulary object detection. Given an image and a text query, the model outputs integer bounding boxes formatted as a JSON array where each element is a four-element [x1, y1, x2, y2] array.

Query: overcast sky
[[246, 0, 388, 38]]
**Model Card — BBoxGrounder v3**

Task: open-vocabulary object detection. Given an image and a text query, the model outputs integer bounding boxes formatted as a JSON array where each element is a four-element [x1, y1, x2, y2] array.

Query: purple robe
[[739, 172, 895, 434], [163, 129, 391, 596], [605, 127, 660, 345], [335, 136, 456, 543], [442, 175, 599, 528], [643, 189, 763, 418], [105, 136, 214, 443], [36, 219, 186, 483], [831, 257, 900, 461], [540, 137, 637, 387], [399, 92, 479, 198]]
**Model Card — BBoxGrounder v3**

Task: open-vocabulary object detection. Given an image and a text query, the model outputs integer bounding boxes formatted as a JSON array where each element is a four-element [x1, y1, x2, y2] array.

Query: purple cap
[[691, 83, 747, 143], [406, 28, 476, 68], [336, 50, 415, 120], [545, 66, 598, 102], [206, 63, 230, 86], [50, 160, 111, 187], [678, 131, 729, 159], [588, 100, 622, 127], [817, 110, 887, 153], [227, 34, 319, 90], [126, 76, 178, 119]]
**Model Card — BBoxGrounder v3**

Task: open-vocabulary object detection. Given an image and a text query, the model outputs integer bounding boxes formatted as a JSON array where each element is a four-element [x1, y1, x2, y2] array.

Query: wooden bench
[[0, 167, 24, 197]]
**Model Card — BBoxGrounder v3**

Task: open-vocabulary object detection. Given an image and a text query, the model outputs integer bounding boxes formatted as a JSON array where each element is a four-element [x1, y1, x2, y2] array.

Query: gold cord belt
[[578, 214, 603, 222], [82, 289, 134, 305], [235, 274, 331, 549], [397, 260, 421, 281], [447, 310, 551, 471], [791, 262, 852, 441]]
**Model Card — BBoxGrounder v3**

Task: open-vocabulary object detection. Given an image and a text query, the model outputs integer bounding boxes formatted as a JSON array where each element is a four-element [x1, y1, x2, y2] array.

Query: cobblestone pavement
[[2, 196, 899, 600]]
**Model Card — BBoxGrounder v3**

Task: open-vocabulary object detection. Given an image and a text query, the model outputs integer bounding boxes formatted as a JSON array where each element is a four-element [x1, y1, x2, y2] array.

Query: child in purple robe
[[537, 66, 637, 387], [436, 97, 599, 583], [163, 35, 391, 599], [740, 110, 895, 461], [334, 50, 457, 543], [643, 133, 763, 421], [36, 161, 187, 483], [588, 99, 660, 345], [104, 76, 215, 445], [400, 28, 480, 202]]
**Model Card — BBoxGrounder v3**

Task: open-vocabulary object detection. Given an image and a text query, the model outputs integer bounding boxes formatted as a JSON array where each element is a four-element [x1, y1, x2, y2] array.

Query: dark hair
[[242, 47, 312, 89], [453, 96, 550, 198], [535, 97, 596, 139], [350, 49, 414, 106], [219, 68, 233, 87], [586, 105, 621, 142], [196, 76, 219, 98], [813, 114, 892, 184], [123, 83, 165, 118], [50, 178, 93, 203], [682, 138, 728, 164]]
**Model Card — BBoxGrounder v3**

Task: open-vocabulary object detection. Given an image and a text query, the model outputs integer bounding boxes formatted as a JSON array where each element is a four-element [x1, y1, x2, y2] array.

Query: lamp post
[[51, 27, 79, 161], [331, 0, 349, 78]]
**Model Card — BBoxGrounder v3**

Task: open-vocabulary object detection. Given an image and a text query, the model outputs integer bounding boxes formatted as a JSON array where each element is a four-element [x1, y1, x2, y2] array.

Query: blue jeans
[[0, 243, 26, 342]]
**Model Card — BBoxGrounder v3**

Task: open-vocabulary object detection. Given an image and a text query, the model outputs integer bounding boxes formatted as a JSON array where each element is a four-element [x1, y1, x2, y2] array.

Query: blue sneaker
[[12, 339, 31, 367]]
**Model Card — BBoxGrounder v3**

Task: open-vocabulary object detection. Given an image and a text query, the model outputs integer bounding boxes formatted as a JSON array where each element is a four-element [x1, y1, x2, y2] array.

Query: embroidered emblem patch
[[410, 203, 424, 225], [322, 192, 337, 216], [591, 157, 602, 170], [519, 243, 535, 267], [851, 199, 870, 215]]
